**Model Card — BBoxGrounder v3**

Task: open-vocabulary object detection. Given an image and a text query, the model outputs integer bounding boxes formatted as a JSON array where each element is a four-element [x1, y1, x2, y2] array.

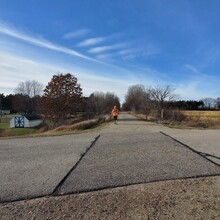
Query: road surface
[[0, 113, 220, 203]]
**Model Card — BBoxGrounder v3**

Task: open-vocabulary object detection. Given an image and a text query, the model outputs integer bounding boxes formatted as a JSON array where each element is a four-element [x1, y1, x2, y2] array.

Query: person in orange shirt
[[112, 106, 119, 124]]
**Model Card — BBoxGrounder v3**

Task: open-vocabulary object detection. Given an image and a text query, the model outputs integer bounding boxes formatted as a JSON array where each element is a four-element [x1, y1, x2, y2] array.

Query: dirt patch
[[1, 176, 220, 220]]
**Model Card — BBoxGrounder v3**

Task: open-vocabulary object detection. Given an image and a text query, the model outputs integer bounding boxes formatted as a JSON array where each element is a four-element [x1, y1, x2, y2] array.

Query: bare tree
[[15, 80, 43, 97], [104, 92, 120, 113], [32, 80, 44, 97], [86, 92, 120, 116], [216, 97, 220, 109], [200, 97, 217, 109], [124, 84, 149, 112], [87, 92, 105, 115], [147, 85, 179, 110]]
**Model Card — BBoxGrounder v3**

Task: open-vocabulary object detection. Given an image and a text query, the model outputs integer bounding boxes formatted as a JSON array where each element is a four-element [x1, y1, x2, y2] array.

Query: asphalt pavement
[[0, 133, 98, 202], [58, 131, 220, 195], [160, 129, 220, 165]]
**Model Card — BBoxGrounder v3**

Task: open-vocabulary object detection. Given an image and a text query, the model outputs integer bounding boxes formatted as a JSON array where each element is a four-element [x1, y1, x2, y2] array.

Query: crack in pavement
[[200, 152, 220, 162], [161, 131, 220, 167], [52, 135, 100, 196]]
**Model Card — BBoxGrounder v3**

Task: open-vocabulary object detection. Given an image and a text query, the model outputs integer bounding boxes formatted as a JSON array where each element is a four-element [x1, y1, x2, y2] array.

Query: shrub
[[163, 110, 186, 122], [52, 119, 99, 132]]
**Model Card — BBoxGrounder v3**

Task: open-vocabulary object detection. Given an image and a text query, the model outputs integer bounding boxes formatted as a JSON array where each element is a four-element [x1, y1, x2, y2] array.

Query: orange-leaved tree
[[42, 73, 82, 121]]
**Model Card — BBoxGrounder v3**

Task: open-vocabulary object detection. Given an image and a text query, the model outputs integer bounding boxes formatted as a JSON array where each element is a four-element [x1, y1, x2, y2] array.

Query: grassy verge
[[0, 115, 111, 138]]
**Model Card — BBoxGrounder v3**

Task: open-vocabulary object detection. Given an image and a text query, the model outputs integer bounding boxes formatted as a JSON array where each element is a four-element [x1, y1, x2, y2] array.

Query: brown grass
[[49, 115, 111, 133], [52, 119, 99, 132], [133, 110, 220, 129], [0, 115, 111, 138], [179, 110, 220, 129], [181, 110, 220, 122]]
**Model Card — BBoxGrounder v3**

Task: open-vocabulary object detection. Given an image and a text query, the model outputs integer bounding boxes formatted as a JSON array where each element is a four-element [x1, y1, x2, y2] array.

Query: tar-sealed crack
[[52, 135, 100, 196], [160, 131, 220, 167]]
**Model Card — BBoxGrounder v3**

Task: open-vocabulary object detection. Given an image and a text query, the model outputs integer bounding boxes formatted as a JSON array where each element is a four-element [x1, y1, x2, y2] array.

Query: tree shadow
[[118, 123, 150, 126], [118, 118, 143, 122]]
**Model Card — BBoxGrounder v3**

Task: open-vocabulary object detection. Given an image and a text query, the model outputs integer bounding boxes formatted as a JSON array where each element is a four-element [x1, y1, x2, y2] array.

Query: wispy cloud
[[95, 53, 113, 60], [0, 21, 99, 63], [62, 28, 90, 39], [95, 44, 160, 61], [2, 49, 219, 102], [177, 63, 220, 99], [0, 21, 162, 79], [88, 43, 126, 54], [77, 37, 105, 47], [185, 64, 200, 74], [175, 80, 220, 100], [185, 63, 220, 83], [122, 54, 137, 60], [88, 46, 113, 53], [117, 45, 160, 60], [0, 51, 132, 101], [117, 49, 134, 55], [0, 51, 56, 92]]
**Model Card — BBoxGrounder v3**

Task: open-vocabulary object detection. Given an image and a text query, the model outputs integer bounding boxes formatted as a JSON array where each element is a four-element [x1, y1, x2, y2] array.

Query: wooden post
[[161, 108, 164, 121], [0, 97, 2, 122]]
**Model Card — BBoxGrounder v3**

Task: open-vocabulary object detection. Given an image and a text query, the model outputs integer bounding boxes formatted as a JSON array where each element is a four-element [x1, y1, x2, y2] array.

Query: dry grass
[[41, 115, 111, 136], [52, 119, 99, 132], [0, 115, 111, 138], [179, 110, 220, 128], [181, 110, 220, 122], [159, 110, 220, 129], [133, 110, 220, 129]]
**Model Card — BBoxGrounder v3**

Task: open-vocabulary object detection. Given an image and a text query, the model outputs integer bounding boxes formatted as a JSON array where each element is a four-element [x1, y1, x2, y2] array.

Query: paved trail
[[1, 113, 220, 203]]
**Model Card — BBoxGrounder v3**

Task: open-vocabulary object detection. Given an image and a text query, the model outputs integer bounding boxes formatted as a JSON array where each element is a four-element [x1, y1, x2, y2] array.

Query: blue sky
[[1, 0, 220, 102]]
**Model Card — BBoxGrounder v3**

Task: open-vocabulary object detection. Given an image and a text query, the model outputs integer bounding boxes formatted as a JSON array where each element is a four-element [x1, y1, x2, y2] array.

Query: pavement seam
[[2, 173, 220, 204], [51, 173, 220, 198], [52, 135, 100, 196], [160, 131, 220, 167], [0, 194, 49, 204]]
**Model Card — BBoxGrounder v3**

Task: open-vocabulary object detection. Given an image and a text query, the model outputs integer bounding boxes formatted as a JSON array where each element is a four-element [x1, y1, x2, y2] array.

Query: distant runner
[[112, 106, 119, 125]]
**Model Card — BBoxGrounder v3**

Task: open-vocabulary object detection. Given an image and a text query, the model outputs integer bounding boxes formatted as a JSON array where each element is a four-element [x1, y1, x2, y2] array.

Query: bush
[[52, 119, 99, 132], [163, 110, 186, 122]]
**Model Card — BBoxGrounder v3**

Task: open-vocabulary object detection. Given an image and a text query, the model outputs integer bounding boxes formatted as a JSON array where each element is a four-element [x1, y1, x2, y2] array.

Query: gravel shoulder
[[1, 176, 220, 220]]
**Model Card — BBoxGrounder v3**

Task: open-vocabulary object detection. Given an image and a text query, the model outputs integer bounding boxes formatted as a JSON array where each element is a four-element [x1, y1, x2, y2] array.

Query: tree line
[[0, 73, 120, 123], [1, 74, 220, 122], [122, 84, 220, 113]]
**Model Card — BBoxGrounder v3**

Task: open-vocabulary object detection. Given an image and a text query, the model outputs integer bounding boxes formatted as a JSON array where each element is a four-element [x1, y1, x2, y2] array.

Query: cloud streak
[[95, 53, 113, 60], [63, 28, 90, 39], [88, 43, 126, 54], [0, 21, 100, 63], [77, 37, 105, 47], [185, 64, 200, 74], [0, 51, 132, 101]]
